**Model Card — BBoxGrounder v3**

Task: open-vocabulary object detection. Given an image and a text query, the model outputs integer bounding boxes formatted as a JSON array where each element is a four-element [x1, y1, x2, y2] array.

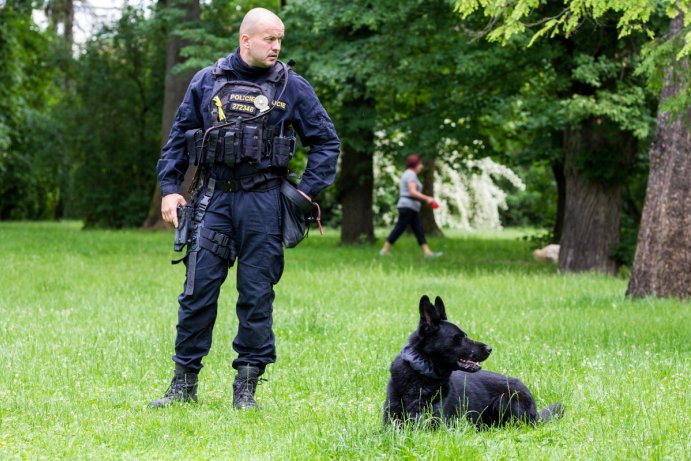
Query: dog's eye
[[454, 334, 464, 343]]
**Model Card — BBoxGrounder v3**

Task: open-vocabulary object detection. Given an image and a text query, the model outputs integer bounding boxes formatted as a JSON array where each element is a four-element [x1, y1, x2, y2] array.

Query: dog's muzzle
[[457, 358, 482, 372]]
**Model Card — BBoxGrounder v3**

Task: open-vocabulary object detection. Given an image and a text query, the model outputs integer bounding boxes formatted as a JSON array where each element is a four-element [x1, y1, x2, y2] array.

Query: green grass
[[0, 221, 689, 460]]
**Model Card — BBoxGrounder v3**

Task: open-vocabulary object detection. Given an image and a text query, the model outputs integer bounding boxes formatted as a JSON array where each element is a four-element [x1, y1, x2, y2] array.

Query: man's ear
[[434, 296, 447, 321], [419, 295, 440, 334]]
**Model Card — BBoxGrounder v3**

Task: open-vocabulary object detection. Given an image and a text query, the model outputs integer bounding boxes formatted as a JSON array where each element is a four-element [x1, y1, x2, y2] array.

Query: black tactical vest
[[190, 57, 294, 170]]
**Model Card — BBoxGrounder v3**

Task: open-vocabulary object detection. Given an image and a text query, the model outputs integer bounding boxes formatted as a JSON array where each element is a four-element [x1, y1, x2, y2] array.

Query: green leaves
[[565, 53, 654, 138], [0, 3, 66, 219], [562, 86, 654, 139], [572, 54, 620, 87], [455, 0, 666, 44], [68, 4, 166, 227]]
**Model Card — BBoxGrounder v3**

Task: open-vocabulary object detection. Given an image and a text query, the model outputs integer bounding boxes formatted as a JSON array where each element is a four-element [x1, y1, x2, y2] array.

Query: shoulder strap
[[265, 60, 286, 84], [211, 58, 232, 98]]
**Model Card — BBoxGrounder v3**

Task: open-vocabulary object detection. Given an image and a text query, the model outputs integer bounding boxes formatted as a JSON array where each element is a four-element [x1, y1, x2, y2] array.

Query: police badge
[[254, 95, 270, 113]]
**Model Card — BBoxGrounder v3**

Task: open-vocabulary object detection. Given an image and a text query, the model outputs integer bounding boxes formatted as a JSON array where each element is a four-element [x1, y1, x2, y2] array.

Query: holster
[[174, 205, 194, 252]]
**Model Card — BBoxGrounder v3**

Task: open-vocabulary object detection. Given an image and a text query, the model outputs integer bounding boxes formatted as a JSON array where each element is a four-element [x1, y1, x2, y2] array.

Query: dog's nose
[[484, 345, 492, 354]]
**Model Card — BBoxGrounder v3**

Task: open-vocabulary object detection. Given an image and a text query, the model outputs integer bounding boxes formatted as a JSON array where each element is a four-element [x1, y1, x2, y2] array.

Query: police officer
[[151, 8, 340, 408]]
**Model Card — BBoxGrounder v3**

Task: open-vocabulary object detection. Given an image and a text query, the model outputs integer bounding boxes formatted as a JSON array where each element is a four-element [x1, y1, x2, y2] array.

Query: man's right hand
[[161, 193, 187, 228]]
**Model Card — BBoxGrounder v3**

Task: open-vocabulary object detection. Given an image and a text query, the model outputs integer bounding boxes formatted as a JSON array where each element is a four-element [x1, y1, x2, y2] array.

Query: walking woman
[[380, 154, 442, 257]]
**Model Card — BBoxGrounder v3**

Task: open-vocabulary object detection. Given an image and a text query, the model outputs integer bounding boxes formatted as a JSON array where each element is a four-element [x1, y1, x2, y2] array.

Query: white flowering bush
[[373, 130, 525, 230]]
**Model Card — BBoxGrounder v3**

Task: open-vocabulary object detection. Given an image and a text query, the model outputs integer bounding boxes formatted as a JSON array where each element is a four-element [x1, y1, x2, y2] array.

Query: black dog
[[383, 295, 564, 427]]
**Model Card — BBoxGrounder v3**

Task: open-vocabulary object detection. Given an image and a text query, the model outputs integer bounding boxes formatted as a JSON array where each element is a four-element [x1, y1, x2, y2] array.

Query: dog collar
[[400, 345, 450, 380]]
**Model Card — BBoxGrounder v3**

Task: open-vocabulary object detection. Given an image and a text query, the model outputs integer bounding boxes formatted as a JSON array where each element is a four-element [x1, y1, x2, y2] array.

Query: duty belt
[[217, 176, 282, 192]]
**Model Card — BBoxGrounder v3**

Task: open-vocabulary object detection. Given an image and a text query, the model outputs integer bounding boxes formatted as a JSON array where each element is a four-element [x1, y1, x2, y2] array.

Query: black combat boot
[[150, 364, 198, 408], [232, 365, 262, 409]]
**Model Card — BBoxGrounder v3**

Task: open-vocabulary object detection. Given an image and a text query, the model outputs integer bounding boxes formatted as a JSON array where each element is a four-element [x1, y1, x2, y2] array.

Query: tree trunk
[[55, 0, 74, 219], [63, 0, 73, 47], [338, 143, 375, 244], [559, 122, 634, 274], [142, 0, 200, 229], [551, 159, 565, 242], [627, 14, 691, 298], [45, 0, 73, 44], [420, 158, 443, 237]]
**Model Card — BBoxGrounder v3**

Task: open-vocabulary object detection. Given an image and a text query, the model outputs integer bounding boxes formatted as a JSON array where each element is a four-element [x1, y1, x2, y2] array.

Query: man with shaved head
[[153, 7, 340, 409], [239, 8, 284, 67]]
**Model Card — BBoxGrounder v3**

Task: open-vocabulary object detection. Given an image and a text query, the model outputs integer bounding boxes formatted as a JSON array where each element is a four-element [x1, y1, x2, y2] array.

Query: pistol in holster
[[174, 204, 194, 252]]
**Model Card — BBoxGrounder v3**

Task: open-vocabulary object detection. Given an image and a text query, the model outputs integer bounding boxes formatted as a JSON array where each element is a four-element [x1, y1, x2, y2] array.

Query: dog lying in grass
[[383, 295, 564, 427]]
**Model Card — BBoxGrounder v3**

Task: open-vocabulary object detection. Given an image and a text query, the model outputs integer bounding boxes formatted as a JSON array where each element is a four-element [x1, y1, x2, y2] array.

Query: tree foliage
[[0, 2, 67, 219], [455, 0, 673, 43], [455, 0, 690, 111], [456, 0, 691, 293], [0, 0, 661, 249], [69, 6, 166, 228]]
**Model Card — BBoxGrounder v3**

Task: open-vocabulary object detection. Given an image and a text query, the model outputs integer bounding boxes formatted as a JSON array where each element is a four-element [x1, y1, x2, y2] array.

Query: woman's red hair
[[405, 154, 422, 169]]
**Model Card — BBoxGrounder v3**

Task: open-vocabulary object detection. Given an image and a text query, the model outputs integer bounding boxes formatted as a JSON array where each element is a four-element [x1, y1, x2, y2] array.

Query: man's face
[[242, 22, 284, 68]]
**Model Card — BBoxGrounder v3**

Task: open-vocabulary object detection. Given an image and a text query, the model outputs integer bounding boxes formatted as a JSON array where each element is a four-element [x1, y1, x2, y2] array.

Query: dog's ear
[[419, 295, 441, 332], [434, 296, 448, 321]]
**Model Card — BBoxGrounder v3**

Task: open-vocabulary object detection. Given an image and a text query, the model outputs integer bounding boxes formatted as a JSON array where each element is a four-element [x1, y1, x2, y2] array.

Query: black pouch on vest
[[206, 130, 220, 164], [280, 179, 314, 248], [174, 205, 194, 252], [272, 135, 293, 168], [241, 125, 263, 163], [185, 129, 203, 165], [223, 126, 240, 167]]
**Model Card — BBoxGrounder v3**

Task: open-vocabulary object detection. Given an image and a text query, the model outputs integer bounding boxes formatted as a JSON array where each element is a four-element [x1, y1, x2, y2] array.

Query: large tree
[[555, 25, 648, 274], [337, 98, 376, 243], [456, 0, 691, 297], [627, 12, 691, 298], [470, 8, 653, 274]]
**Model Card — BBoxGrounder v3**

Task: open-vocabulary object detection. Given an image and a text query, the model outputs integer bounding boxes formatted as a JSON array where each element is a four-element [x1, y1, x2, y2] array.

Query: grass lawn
[[0, 221, 688, 460]]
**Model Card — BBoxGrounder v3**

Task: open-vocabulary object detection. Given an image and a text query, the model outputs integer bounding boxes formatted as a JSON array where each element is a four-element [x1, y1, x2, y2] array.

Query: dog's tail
[[537, 403, 565, 423]]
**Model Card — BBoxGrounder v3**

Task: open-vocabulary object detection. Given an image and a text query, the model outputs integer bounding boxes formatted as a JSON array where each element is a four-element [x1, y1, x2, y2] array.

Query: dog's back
[[448, 370, 539, 426]]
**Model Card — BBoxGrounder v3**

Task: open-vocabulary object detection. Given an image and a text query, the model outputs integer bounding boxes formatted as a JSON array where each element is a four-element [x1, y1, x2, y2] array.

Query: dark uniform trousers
[[173, 184, 284, 374]]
